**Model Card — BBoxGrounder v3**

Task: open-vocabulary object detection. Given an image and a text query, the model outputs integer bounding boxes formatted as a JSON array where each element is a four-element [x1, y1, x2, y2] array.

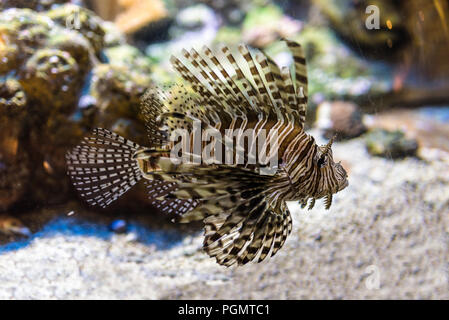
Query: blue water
[[0, 217, 187, 254]]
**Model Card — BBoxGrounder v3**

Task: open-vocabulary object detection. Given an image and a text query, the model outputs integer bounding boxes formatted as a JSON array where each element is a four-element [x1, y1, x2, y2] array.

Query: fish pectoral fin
[[324, 193, 333, 210], [307, 198, 316, 210]]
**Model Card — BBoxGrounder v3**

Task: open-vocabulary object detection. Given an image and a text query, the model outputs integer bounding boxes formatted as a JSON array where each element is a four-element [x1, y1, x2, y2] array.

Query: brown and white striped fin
[[170, 53, 232, 117], [165, 40, 309, 131], [220, 45, 259, 111], [141, 83, 212, 144], [169, 54, 223, 113], [255, 52, 284, 115], [238, 44, 275, 113], [204, 196, 292, 267], [66, 128, 142, 208], [159, 165, 292, 266], [203, 45, 253, 114], [144, 179, 199, 215], [284, 39, 308, 124], [265, 54, 287, 106], [284, 39, 308, 101]]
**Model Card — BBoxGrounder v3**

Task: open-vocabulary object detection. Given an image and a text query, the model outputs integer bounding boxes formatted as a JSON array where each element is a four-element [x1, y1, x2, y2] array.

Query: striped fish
[[66, 39, 348, 267]]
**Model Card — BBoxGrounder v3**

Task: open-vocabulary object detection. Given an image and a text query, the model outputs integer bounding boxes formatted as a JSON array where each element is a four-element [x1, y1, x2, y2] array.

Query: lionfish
[[66, 39, 348, 267]]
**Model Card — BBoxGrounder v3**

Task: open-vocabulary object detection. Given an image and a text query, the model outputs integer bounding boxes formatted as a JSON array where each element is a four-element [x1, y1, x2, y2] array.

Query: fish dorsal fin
[[168, 40, 309, 128], [284, 39, 308, 125]]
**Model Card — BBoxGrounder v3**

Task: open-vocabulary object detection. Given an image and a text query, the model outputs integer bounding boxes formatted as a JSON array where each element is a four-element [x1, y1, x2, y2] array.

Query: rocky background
[[0, 0, 448, 299]]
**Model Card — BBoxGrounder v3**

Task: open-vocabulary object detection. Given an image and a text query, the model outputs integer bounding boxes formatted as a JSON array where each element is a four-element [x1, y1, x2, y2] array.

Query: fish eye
[[317, 155, 326, 168]]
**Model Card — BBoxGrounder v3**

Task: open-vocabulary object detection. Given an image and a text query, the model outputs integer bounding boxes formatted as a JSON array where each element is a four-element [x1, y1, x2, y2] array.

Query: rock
[[88, 63, 151, 147], [0, 0, 40, 10], [365, 129, 418, 159], [400, 0, 449, 83], [0, 215, 31, 237], [315, 101, 366, 140], [365, 107, 449, 162], [28, 113, 84, 205]]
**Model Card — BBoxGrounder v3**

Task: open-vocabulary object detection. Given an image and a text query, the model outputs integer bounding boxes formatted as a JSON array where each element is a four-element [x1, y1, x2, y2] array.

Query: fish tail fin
[[66, 128, 142, 208]]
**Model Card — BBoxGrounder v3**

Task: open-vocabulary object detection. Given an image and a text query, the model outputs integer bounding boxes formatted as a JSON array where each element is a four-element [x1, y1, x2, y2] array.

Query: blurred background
[[0, 0, 448, 299]]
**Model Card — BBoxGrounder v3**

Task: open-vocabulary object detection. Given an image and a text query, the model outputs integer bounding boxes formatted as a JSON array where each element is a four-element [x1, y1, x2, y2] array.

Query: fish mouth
[[339, 179, 349, 191]]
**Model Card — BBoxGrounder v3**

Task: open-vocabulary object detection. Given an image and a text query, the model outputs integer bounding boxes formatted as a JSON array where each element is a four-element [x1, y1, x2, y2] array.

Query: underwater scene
[[0, 0, 448, 299]]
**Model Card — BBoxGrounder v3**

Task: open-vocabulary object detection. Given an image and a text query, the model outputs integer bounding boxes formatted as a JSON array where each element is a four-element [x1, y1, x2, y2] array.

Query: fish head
[[316, 135, 349, 197]]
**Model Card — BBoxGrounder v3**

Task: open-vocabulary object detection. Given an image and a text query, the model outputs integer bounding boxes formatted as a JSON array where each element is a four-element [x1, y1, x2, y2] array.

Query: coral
[[145, 3, 219, 79], [0, 80, 27, 167], [0, 79, 27, 113], [90, 64, 151, 120], [27, 113, 84, 205], [0, 8, 54, 75], [0, 153, 30, 212], [101, 21, 127, 47], [19, 48, 83, 113], [0, 80, 30, 211], [47, 4, 105, 55], [46, 27, 93, 74], [0, 4, 153, 211], [213, 4, 303, 48], [104, 44, 152, 74], [0, 0, 72, 12]]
